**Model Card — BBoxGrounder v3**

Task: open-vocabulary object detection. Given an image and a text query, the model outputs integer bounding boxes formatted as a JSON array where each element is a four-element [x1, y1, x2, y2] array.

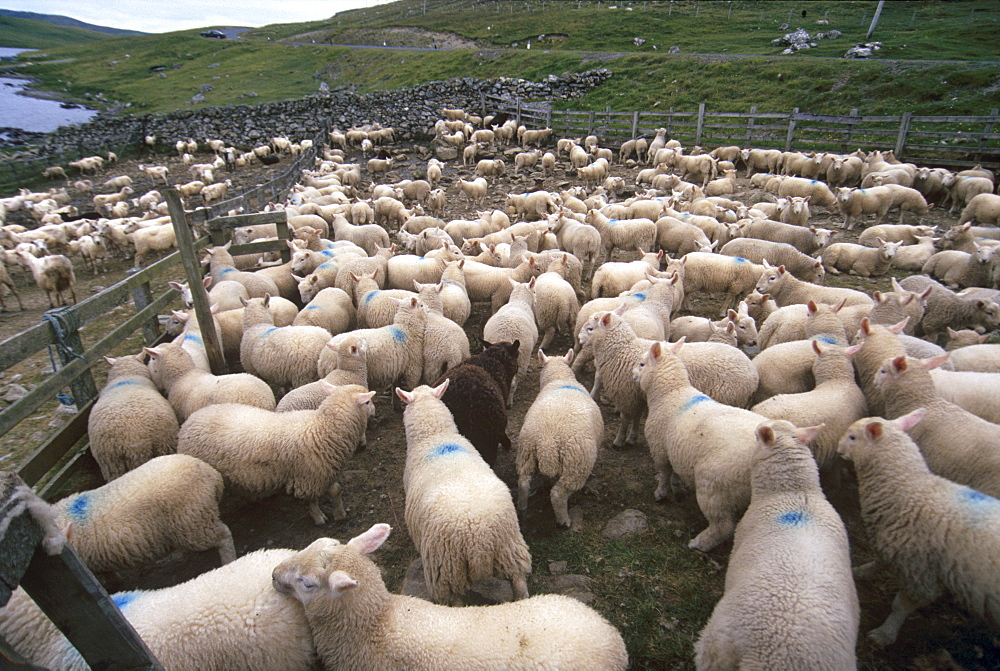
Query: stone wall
[[42, 69, 612, 154]]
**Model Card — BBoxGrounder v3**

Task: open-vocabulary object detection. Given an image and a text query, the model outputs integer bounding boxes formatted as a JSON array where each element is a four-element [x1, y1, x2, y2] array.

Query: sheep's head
[[837, 409, 924, 464]]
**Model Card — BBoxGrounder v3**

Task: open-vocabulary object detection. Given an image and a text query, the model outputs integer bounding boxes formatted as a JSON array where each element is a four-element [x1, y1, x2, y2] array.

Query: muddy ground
[[1, 142, 997, 670]]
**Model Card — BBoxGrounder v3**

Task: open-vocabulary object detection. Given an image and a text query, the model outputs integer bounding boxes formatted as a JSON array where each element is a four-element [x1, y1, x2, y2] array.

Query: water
[[0, 47, 97, 133]]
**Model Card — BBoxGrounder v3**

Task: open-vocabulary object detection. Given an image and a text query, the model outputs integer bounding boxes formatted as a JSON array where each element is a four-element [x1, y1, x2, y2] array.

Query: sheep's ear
[[807, 300, 818, 314], [946, 327, 959, 338], [356, 390, 376, 405], [795, 423, 825, 445], [103, 356, 117, 366], [529, 277, 536, 289], [811, 339, 824, 355], [431, 378, 450, 398], [649, 341, 663, 360], [601, 312, 612, 326], [890, 355, 908, 373], [240, 296, 249, 307], [727, 309, 738, 321], [328, 570, 360, 596], [319, 379, 337, 393], [395, 387, 414, 404], [168, 281, 185, 292], [564, 349, 575, 365], [921, 352, 950, 370], [843, 343, 863, 357], [142, 347, 160, 359], [668, 337, 685, 354], [350, 272, 361, 282], [263, 294, 271, 308], [347, 523, 391, 555], [895, 408, 925, 433], [756, 424, 776, 446], [413, 279, 422, 291], [202, 276, 213, 289], [859, 317, 871, 335], [612, 303, 628, 316], [889, 317, 909, 334], [209, 303, 220, 315], [538, 349, 548, 364], [864, 419, 884, 441], [832, 297, 848, 313]]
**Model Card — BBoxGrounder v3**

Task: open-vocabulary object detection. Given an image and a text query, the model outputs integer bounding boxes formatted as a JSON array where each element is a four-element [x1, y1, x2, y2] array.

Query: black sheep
[[433, 340, 520, 468]]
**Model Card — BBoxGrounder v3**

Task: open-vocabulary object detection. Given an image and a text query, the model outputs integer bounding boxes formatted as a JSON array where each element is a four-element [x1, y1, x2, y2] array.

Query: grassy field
[[0, 15, 114, 49], [5, 0, 999, 117]]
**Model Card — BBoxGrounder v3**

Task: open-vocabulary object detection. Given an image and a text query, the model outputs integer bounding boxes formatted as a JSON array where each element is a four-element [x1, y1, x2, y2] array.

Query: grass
[[0, 15, 114, 49]]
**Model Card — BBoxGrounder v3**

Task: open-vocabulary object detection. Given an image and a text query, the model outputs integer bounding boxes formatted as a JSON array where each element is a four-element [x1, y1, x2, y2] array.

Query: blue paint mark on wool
[[305, 305, 320, 310], [429, 443, 465, 458], [812, 335, 839, 345], [364, 291, 379, 305], [631, 292, 647, 301], [778, 510, 808, 526], [262, 327, 279, 337], [390, 326, 406, 343], [961, 488, 996, 506], [184, 333, 203, 345], [112, 592, 140, 611], [732, 257, 748, 264], [320, 250, 334, 258], [555, 384, 588, 394], [67, 494, 91, 521], [679, 394, 711, 413], [218, 268, 236, 275], [107, 380, 139, 391], [317, 262, 334, 271]]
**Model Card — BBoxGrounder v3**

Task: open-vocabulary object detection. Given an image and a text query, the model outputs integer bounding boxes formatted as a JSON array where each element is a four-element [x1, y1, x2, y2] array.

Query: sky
[[2, 0, 397, 34]]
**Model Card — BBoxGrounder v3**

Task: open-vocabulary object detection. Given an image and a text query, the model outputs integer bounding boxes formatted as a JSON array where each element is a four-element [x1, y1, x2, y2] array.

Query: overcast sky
[[3, 0, 396, 34]]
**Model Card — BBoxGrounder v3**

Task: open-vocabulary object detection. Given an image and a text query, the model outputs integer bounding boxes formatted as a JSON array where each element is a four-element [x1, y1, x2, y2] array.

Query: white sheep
[[52, 454, 235, 572], [277, 336, 368, 412], [821, 239, 901, 277], [87, 355, 178, 481], [737, 218, 832, 255], [930, 366, 1000, 424], [15, 250, 76, 308], [396, 381, 532, 605], [145, 342, 275, 422], [178, 382, 375, 524], [291, 286, 355, 335], [517, 349, 603, 527], [352, 269, 418, 328], [530, 258, 580, 350], [634, 340, 769, 551], [204, 244, 280, 298], [959, 193, 1000, 225], [590, 251, 662, 299], [271, 523, 628, 670], [414, 280, 471, 384], [899, 274, 1000, 343], [240, 295, 332, 391], [837, 410, 1000, 647], [0, 549, 314, 671], [756, 264, 874, 309], [858, 223, 937, 246], [483, 280, 539, 404], [585, 210, 657, 264], [677, 252, 767, 314], [695, 420, 858, 670], [718, 238, 825, 283], [676, 340, 759, 408], [890, 235, 939, 271], [669, 302, 758, 348]]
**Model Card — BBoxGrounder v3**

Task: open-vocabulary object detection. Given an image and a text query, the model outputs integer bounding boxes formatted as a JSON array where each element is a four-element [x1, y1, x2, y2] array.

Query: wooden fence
[[484, 93, 1000, 169]]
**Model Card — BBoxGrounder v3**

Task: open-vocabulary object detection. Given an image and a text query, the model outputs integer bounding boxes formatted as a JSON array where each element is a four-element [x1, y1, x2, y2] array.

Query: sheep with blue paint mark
[[270, 523, 627, 671], [414, 280, 471, 384], [634, 340, 772, 551], [178, 382, 375, 525], [291, 286, 355, 335], [87, 354, 178, 481], [240, 295, 332, 391], [695, 420, 858, 669], [317, 296, 427, 395], [584, 210, 657, 265], [0, 548, 315, 670], [676, 252, 768, 314], [351, 269, 418, 328], [676, 340, 759, 408], [277, 336, 368, 416], [165, 305, 224, 372], [838, 409, 1000, 647], [517, 349, 603, 527], [204, 243, 280, 298], [53, 454, 235, 573], [396, 381, 532, 605]]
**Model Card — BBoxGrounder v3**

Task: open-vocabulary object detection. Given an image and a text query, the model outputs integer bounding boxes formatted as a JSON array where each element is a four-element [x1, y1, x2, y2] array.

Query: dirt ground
[[2, 142, 998, 670]]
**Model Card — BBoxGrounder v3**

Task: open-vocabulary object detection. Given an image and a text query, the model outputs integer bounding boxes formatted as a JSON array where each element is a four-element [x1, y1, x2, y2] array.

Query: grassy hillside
[[7, 0, 1000, 117], [0, 15, 115, 49]]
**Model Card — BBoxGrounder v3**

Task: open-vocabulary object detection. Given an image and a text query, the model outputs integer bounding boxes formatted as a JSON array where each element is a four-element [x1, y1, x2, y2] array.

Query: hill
[[0, 9, 144, 36], [0, 14, 120, 49]]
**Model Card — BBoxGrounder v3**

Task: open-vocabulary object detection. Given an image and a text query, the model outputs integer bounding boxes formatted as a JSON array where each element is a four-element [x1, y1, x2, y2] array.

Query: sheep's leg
[[572, 342, 593, 373], [868, 588, 938, 648], [852, 560, 882, 580], [653, 455, 675, 501], [215, 522, 237, 564], [517, 471, 534, 513], [624, 410, 643, 446], [508, 374, 519, 408], [328, 481, 347, 521], [689, 486, 737, 552], [589, 368, 603, 401], [307, 499, 328, 525], [550, 481, 573, 528], [510, 572, 529, 600], [68, 286, 77, 305], [539, 327, 555, 350], [612, 413, 630, 448]]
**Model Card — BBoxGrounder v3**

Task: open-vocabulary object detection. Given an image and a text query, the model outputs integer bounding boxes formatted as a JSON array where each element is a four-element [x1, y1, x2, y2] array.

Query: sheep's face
[[836, 421, 866, 463]]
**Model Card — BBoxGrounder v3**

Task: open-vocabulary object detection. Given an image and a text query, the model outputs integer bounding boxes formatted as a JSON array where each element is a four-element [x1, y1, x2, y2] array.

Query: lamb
[[436, 260, 472, 326], [461, 256, 540, 313], [889, 235, 938, 271], [590, 251, 662, 299], [52, 454, 235, 573], [654, 215, 715, 257], [204, 243, 280, 298], [1, 547, 314, 671], [240, 295, 332, 391], [277, 337, 367, 413], [271, 523, 626, 670], [775, 177, 837, 209], [929, 366, 1000, 424], [875, 354, 1000, 498], [179, 382, 375, 524], [756, 263, 874, 309], [751, 340, 866, 475], [948, 175, 993, 213], [386, 251, 453, 290], [577, 308, 650, 447], [145, 342, 275, 422], [395, 381, 532, 604], [292, 286, 355, 335], [634, 340, 770, 551], [352, 270, 418, 328], [87, 355, 178, 481], [921, 245, 994, 289], [719, 238, 824, 282], [331, 215, 391, 256], [677, 340, 760, 408], [695, 420, 858, 670], [459, 177, 489, 204], [899, 274, 1000, 342], [15, 250, 76, 308], [584, 210, 657, 264], [834, 186, 895, 229], [483, 281, 539, 403], [670, 302, 758, 348], [414, 280, 471, 384], [958, 193, 1000, 225], [742, 147, 782, 177], [777, 195, 811, 226], [131, 222, 177, 267], [737, 218, 833, 255], [318, 296, 427, 395], [677, 252, 767, 313], [549, 214, 602, 281], [201, 179, 232, 205], [530, 259, 580, 349], [859, 223, 936, 246], [703, 169, 737, 197], [821, 239, 901, 277], [837, 410, 1000, 648], [943, 339, 1000, 373]]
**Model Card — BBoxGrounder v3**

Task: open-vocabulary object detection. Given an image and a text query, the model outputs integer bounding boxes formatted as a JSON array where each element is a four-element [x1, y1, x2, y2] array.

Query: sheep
[[821, 239, 901, 277], [677, 252, 767, 314], [549, 214, 602, 281], [777, 195, 811, 226], [204, 243, 280, 298], [461, 256, 540, 313], [578, 308, 650, 447], [145, 342, 275, 423], [653, 214, 715, 257], [635, 340, 770, 551], [670, 302, 758, 348], [240, 295, 332, 391], [756, 263, 874, 309], [0, 255, 23, 311], [386, 251, 454, 290], [318, 296, 427, 395], [52, 454, 235, 573], [742, 148, 782, 177], [929, 366, 1000, 424], [331, 215, 391, 256], [352, 270, 418, 328], [179, 382, 375, 524], [890, 235, 938, 271], [834, 186, 895, 229], [530, 258, 580, 350], [201, 179, 232, 204], [943, 339, 1000, 373], [76, 233, 109, 274], [271, 523, 626, 670], [483, 281, 539, 403], [435, 259, 472, 326], [719, 238, 824, 283], [743, 289, 778, 325], [414, 280, 471, 384], [676, 340, 760, 408], [459, 177, 489, 204], [875, 354, 1000, 498], [948, 175, 993, 213], [590, 251, 662, 299], [921, 245, 994, 289], [774, 177, 837, 209], [277, 337, 368, 415], [163, 305, 224, 372], [87, 355, 178, 481], [585, 210, 657, 264], [506, 190, 560, 221], [291, 286, 354, 335], [899, 274, 1000, 343], [737, 218, 833, 255], [859, 223, 936, 246], [130, 222, 177, 267], [1, 547, 314, 671], [959, 193, 1000, 225], [695, 420, 858, 670], [837, 410, 1000, 648], [15, 250, 76, 308]]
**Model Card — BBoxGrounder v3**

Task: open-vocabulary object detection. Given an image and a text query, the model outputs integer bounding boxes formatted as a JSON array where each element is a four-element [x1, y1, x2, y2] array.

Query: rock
[[535, 574, 596, 605], [435, 146, 459, 161], [1, 384, 27, 403], [548, 560, 568, 575], [602, 509, 649, 539], [199, 84, 214, 94], [399, 559, 433, 600], [844, 42, 881, 59], [189, 93, 206, 104]]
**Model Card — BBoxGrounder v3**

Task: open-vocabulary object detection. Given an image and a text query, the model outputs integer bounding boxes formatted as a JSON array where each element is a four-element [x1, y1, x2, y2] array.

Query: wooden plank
[[227, 239, 294, 257], [37, 442, 99, 501], [784, 108, 799, 152], [695, 103, 706, 146], [16, 399, 95, 487], [0, 323, 53, 375], [0, 472, 45, 607], [895, 111, 913, 159], [43, 308, 98, 410], [207, 209, 287, 230]]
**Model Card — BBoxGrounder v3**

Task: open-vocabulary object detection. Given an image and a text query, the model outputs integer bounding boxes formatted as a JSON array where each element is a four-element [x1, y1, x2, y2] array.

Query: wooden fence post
[[978, 108, 999, 162], [843, 108, 859, 152], [604, 105, 611, 135], [746, 105, 757, 145], [564, 109, 571, 135], [667, 106, 674, 138], [631, 110, 640, 139], [785, 107, 799, 152], [480, 91, 486, 116], [696, 102, 706, 146], [895, 111, 913, 159], [588, 110, 595, 135], [516, 98, 522, 126], [164, 188, 226, 375], [126, 268, 160, 346], [42, 307, 98, 410]]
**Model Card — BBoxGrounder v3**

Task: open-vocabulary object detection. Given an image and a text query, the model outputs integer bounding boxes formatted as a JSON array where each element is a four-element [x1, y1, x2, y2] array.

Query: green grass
[[0, 15, 115, 49]]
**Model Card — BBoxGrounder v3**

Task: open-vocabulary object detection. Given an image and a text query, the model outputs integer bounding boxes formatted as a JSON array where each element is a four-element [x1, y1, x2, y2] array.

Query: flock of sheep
[[1, 104, 1000, 670]]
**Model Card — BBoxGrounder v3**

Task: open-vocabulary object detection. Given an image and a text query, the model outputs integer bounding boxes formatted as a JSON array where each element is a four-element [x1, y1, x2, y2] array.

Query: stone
[[435, 146, 459, 161], [199, 84, 214, 94], [602, 509, 649, 539], [548, 560, 568, 575], [399, 558, 434, 600], [1, 384, 27, 403], [535, 574, 596, 605], [190, 93, 206, 104]]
